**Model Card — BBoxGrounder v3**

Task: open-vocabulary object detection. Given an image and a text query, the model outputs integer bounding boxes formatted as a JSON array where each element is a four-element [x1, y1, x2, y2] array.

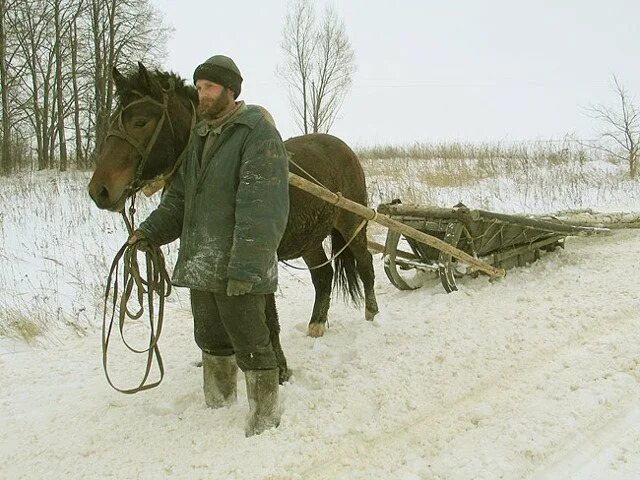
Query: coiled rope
[[101, 195, 171, 393]]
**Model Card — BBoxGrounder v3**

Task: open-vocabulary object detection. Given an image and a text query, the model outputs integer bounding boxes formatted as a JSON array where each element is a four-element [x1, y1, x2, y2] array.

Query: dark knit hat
[[193, 55, 243, 99]]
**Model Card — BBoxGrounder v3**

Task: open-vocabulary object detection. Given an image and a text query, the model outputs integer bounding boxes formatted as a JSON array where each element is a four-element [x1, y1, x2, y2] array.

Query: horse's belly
[[277, 211, 336, 261]]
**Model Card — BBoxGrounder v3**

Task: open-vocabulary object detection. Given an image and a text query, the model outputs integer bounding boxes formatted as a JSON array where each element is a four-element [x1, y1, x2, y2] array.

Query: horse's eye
[[133, 118, 148, 128]]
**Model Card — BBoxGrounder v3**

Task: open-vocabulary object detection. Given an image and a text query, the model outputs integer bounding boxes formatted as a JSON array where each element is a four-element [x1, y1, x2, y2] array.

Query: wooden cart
[[376, 201, 607, 292]]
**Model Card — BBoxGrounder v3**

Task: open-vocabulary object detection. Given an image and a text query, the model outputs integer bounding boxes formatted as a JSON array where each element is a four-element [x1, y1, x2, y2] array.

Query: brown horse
[[88, 63, 379, 380]]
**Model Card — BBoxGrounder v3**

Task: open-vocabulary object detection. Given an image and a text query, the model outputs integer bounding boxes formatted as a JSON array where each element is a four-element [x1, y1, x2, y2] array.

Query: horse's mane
[[117, 67, 198, 105]]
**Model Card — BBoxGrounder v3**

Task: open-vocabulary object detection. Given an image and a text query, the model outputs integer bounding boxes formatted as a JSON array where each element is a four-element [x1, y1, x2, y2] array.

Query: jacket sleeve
[[137, 148, 188, 246], [227, 122, 290, 282]]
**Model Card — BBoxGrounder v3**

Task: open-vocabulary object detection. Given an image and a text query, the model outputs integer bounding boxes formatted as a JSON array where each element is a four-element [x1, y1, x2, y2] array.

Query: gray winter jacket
[[138, 105, 290, 294]]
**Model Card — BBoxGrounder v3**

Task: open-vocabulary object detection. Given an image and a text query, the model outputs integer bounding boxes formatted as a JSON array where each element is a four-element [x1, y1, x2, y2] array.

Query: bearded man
[[128, 55, 290, 436]]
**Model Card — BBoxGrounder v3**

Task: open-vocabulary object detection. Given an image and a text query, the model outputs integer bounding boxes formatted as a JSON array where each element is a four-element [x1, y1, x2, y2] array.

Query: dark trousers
[[190, 289, 277, 371]]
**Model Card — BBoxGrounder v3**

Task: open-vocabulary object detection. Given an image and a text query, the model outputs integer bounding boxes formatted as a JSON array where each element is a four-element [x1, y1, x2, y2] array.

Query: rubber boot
[[202, 352, 238, 408], [244, 369, 281, 436]]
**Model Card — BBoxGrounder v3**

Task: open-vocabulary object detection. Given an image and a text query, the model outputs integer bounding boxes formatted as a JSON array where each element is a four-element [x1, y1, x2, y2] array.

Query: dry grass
[[355, 138, 589, 164], [358, 138, 596, 192], [0, 171, 182, 342], [359, 138, 625, 213], [0, 312, 44, 344]]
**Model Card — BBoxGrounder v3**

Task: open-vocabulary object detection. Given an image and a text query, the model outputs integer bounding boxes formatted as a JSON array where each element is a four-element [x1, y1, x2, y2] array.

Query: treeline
[[0, 0, 171, 175]]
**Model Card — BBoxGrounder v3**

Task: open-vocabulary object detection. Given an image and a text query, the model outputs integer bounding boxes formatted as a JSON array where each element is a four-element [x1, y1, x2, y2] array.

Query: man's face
[[196, 79, 232, 120]]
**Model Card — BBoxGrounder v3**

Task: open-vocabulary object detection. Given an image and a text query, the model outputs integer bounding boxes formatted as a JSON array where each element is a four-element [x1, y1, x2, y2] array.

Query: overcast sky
[[151, 0, 640, 146]]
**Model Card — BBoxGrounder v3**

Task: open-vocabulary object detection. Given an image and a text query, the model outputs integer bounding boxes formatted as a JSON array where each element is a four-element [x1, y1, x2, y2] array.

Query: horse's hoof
[[307, 323, 326, 337], [365, 309, 379, 321]]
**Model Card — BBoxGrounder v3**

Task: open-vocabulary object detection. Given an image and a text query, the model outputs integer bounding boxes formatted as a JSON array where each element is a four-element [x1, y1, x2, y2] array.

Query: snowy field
[[2, 154, 640, 479]]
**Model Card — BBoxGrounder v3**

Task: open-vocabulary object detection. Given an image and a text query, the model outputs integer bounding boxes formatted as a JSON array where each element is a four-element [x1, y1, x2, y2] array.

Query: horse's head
[[88, 62, 196, 211]]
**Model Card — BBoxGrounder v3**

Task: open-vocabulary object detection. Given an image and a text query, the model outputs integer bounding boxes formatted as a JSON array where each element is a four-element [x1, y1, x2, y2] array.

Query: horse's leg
[[302, 244, 334, 338], [336, 220, 379, 321], [264, 293, 290, 384]]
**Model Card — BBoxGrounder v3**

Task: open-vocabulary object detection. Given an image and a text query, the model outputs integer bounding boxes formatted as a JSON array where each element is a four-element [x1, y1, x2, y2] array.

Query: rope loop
[[101, 199, 171, 394]]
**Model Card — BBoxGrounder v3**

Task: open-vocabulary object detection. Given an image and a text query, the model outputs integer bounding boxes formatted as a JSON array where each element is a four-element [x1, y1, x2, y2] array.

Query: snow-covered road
[[2, 229, 640, 479]]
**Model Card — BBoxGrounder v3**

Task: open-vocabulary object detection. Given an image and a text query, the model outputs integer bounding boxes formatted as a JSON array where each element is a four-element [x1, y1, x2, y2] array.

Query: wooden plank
[[488, 236, 564, 265], [367, 240, 419, 261], [289, 173, 506, 278], [377, 203, 608, 236], [377, 203, 466, 219], [475, 210, 608, 236]]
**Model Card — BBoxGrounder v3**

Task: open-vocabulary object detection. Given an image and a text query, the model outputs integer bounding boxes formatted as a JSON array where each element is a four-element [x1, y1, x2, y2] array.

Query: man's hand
[[127, 230, 154, 252], [226, 278, 254, 296]]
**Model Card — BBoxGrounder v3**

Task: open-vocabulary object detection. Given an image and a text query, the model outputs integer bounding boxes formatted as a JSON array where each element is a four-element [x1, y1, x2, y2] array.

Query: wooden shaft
[[289, 173, 506, 278]]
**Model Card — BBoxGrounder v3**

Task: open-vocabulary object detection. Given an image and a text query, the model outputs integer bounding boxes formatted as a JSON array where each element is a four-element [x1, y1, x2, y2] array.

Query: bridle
[[105, 82, 194, 195]]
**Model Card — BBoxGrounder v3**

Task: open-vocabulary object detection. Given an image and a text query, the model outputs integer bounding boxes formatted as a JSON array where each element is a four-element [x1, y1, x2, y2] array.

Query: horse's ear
[[138, 62, 161, 97], [112, 66, 128, 93], [138, 62, 151, 88]]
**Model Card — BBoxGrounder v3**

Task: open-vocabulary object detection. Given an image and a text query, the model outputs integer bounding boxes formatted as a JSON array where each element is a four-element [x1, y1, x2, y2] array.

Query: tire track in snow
[[302, 320, 640, 479], [275, 231, 640, 480], [528, 405, 640, 480]]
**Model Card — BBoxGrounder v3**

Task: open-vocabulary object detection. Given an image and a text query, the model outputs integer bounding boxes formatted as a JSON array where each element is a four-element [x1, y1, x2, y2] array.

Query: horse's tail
[[331, 229, 363, 306]]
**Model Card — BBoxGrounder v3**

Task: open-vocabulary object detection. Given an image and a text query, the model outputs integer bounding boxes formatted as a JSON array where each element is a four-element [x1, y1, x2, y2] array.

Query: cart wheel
[[438, 222, 464, 293], [383, 230, 421, 290]]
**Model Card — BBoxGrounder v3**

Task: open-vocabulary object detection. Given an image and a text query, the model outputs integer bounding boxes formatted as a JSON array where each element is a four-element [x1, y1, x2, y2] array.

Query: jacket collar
[[193, 103, 265, 137], [228, 104, 265, 129]]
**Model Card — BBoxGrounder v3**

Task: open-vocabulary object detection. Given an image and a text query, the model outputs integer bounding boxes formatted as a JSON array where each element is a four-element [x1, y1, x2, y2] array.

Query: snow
[[2, 162, 640, 479]]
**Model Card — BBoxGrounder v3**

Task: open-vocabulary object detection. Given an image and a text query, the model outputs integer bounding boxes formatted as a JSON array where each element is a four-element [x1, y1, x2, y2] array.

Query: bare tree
[[9, 0, 57, 170], [0, 0, 30, 174], [280, 0, 316, 134], [589, 75, 640, 178], [308, 6, 355, 134], [88, 0, 171, 158], [279, 0, 355, 134], [1, 0, 170, 173], [68, 1, 89, 167], [49, 0, 87, 171], [0, 0, 12, 174], [53, 0, 67, 170]]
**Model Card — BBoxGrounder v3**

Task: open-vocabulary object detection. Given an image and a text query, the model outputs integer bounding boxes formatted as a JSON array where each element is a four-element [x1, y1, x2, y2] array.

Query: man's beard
[[197, 92, 232, 121]]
